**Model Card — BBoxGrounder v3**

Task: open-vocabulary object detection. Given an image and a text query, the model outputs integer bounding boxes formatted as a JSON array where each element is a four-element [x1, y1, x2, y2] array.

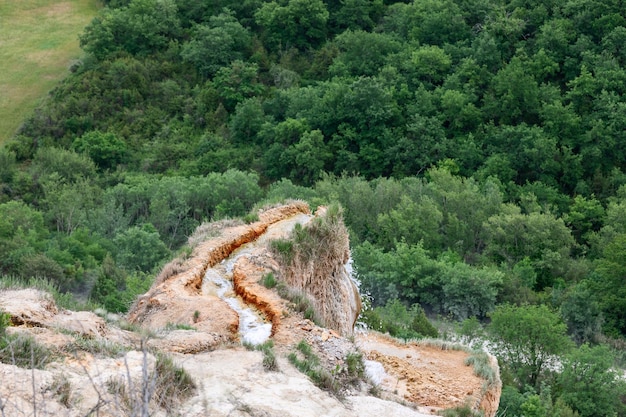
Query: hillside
[[0, 0, 99, 143], [0, 203, 500, 416]]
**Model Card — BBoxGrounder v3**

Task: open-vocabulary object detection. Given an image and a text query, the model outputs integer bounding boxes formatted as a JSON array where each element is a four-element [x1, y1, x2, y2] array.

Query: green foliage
[[0, 311, 10, 336], [458, 317, 484, 347], [72, 130, 127, 169], [464, 351, 496, 388], [354, 241, 502, 319], [483, 206, 575, 290], [91, 255, 152, 313], [440, 404, 483, 417], [288, 340, 339, 394], [261, 272, 277, 289], [489, 304, 573, 388], [246, 340, 279, 372], [559, 281, 603, 345], [113, 223, 169, 272], [181, 11, 251, 78], [213, 60, 264, 112], [65, 335, 128, 358], [0, 148, 16, 186], [269, 239, 294, 265], [255, 0, 329, 51], [164, 323, 195, 331], [558, 344, 626, 417], [30, 146, 97, 184], [154, 352, 196, 412], [275, 281, 322, 326], [591, 232, 626, 336], [362, 299, 438, 340], [345, 351, 365, 380], [5, 7, 626, 417], [80, 0, 181, 60]]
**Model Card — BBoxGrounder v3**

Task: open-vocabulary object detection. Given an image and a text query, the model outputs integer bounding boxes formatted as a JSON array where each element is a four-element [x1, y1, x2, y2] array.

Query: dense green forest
[[1, 0, 626, 415]]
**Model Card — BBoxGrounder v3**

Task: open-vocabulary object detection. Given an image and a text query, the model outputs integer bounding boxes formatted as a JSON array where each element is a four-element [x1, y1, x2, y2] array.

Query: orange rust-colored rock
[[232, 256, 286, 335], [357, 332, 500, 417], [127, 202, 311, 344]]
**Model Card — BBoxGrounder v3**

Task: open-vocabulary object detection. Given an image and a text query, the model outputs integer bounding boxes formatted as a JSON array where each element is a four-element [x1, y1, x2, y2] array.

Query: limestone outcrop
[[0, 202, 500, 416]]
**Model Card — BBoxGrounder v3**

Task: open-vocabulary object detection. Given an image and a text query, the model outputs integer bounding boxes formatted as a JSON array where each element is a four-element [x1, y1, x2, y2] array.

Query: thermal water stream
[[202, 213, 312, 345]]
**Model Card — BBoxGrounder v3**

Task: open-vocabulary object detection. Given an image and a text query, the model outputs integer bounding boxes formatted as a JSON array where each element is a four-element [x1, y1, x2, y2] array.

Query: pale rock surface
[[177, 349, 431, 417]]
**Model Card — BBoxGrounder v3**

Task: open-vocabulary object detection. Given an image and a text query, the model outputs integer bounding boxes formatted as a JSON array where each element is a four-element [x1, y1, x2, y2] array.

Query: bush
[[0, 333, 53, 369], [464, 351, 497, 389], [154, 352, 196, 412], [362, 299, 438, 340], [49, 374, 72, 407]]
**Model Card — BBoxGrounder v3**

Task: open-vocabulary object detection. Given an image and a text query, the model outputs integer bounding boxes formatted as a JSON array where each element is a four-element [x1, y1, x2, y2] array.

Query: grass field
[[0, 0, 99, 143]]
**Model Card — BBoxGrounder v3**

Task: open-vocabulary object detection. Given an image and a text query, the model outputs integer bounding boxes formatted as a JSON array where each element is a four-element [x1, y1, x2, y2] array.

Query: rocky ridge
[[0, 202, 500, 416]]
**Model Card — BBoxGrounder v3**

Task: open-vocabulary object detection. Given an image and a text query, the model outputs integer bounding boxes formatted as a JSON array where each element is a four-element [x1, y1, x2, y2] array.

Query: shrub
[[288, 340, 340, 395], [49, 374, 72, 407], [362, 299, 438, 340], [154, 352, 196, 412], [258, 340, 279, 371], [276, 282, 323, 326], [345, 351, 365, 383], [0, 333, 53, 369], [464, 351, 497, 389], [65, 335, 128, 358], [269, 238, 294, 264], [243, 212, 260, 224], [164, 322, 196, 331]]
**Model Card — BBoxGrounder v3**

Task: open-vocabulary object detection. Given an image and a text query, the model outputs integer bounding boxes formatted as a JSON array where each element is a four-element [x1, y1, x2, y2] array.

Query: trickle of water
[[364, 360, 388, 385], [203, 268, 272, 345], [201, 213, 313, 346]]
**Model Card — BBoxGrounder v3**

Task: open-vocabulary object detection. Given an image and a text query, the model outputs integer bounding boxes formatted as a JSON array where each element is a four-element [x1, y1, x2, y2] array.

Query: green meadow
[[0, 0, 99, 143]]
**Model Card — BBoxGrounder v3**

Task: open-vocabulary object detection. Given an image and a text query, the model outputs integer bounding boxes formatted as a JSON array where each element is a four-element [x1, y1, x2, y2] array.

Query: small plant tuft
[[164, 322, 196, 331], [0, 310, 10, 336], [288, 340, 340, 395], [243, 340, 279, 371], [243, 212, 260, 224], [346, 351, 365, 380], [154, 352, 196, 412], [261, 272, 277, 289], [65, 335, 128, 358], [259, 340, 279, 371], [0, 333, 54, 369], [439, 403, 483, 417], [49, 374, 72, 407], [464, 351, 496, 389], [269, 238, 294, 264], [276, 282, 323, 326]]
